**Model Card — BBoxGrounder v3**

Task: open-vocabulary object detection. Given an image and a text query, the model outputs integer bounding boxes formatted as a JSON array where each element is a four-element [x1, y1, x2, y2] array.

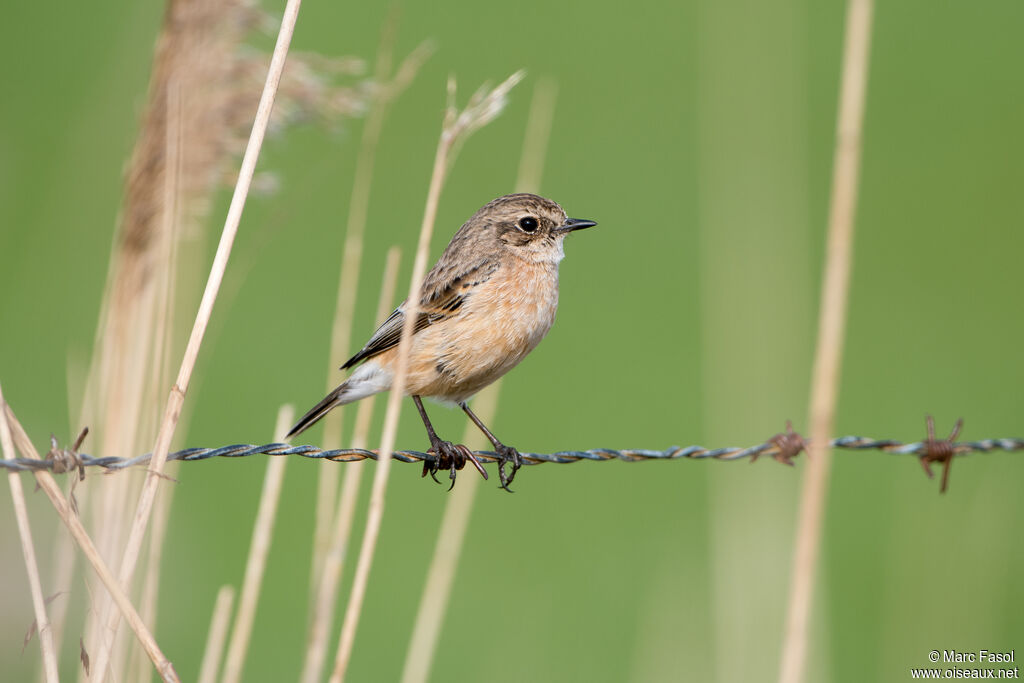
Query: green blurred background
[[2, 0, 1023, 681]]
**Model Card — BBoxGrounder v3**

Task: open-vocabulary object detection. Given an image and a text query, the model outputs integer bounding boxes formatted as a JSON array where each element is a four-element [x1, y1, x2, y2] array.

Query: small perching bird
[[287, 193, 596, 490]]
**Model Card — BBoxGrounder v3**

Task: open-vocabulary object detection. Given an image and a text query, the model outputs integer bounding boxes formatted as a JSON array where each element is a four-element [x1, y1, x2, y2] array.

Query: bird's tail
[[286, 364, 392, 439], [286, 385, 346, 439]]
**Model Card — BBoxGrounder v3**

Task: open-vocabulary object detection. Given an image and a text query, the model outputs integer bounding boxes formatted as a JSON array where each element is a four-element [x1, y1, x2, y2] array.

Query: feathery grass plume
[[84, 0, 368, 478], [75, 0, 368, 677], [129, 75, 185, 683], [329, 69, 525, 683], [86, 0, 368, 481], [442, 71, 526, 177], [90, 0, 367, 446], [117, 0, 365, 259]]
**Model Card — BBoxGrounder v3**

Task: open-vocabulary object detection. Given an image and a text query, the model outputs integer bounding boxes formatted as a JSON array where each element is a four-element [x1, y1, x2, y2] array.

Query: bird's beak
[[555, 218, 597, 234]]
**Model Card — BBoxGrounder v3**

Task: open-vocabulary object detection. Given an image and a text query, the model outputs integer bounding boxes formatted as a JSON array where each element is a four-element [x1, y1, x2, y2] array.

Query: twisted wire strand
[[1, 435, 1021, 475]]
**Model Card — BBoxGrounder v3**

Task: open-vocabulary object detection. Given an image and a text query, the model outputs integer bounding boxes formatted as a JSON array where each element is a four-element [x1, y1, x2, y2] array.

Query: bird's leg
[[459, 401, 522, 492], [412, 396, 486, 489]]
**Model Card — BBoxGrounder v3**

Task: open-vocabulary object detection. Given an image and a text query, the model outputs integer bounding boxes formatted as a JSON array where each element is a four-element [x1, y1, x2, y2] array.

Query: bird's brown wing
[[340, 259, 499, 370]]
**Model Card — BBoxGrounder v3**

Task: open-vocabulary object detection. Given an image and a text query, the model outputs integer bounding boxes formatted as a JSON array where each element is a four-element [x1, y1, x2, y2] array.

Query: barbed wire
[[1, 418, 1021, 492]]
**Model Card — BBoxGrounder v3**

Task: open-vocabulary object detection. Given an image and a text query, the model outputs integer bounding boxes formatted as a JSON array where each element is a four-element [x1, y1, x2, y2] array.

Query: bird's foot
[[494, 444, 522, 493], [422, 439, 487, 490]]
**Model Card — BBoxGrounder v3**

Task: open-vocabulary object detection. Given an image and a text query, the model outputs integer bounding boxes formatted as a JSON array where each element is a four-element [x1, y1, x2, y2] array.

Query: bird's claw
[[494, 445, 522, 493], [422, 440, 487, 490]]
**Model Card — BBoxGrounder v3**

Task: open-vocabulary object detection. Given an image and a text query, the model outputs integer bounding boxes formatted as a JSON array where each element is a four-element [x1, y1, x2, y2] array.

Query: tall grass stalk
[[399, 76, 557, 683], [398, 388, 491, 683], [310, 30, 432, 598], [327, 71, 525, 682], [42, 495, 75, 681], [328, 98, 451, 683], [0, 387, 59, 682], [2, 400, 179, 681], [131, 75, 186, 683], [91, 0, 305, 677], [515, 77, 557, 192], [197, 586, 235, 683], [219, 405, 294, 683], [309, 18, 398, 594], [301, 247, 402, 683], [697, 2, 811, 679], [778, 1, 874, 682]]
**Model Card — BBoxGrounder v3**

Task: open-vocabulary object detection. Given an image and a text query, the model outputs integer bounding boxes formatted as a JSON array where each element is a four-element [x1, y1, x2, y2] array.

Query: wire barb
[[44, 427, 89, 479], [919, 415, 961, 493], [1, 418, 1020, 493]]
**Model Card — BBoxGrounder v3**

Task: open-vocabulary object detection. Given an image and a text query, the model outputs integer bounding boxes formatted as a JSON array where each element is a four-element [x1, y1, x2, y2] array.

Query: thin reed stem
[[132, 75, 185, 683], [93, 1, 305, 677], [132, 483, 173, 682], [515, 77, 557, 193], [302, 248, 402, 683], [329, 71, 524, 682], [310, 30, 431, 596], [220, 406, 294, 683], [2, 399, 179, 682], [197, 586, 236, 683], [44, 505, 75, 678], [0, 387, 59, 682], [398, 385, 495, 683], [328, 113, 450, 683], [401, 76, 556, 683], [778, 2, 874, 682], [309, 23, 396, 595]]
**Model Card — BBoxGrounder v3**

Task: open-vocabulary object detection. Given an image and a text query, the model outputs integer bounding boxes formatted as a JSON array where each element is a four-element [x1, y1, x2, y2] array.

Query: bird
[[287, 193, 596, 490]]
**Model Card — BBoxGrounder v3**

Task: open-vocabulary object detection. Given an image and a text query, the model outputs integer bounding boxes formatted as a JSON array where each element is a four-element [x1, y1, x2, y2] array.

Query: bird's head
[[463, 193, 596, 265]]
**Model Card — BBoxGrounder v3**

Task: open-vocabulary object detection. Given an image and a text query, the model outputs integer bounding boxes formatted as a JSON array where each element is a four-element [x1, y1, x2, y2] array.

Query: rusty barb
[[1, 417, 1021, 494], [44, 427, 89, 479], [756, 420, 807, 466], [919, 415, 962, 494]]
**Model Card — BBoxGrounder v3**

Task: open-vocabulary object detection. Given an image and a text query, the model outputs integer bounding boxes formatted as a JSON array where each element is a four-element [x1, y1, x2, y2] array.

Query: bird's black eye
[[518, 216, 539, 233]]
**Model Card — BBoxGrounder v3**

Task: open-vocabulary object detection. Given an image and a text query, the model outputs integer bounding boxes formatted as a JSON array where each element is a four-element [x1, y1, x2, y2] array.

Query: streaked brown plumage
[[287, 193, 596, 489]]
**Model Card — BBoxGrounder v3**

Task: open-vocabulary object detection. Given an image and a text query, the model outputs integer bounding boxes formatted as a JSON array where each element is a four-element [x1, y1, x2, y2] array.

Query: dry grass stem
[[301, 247, 402, 683], [220, 405, 294, 683], [328, 71, 524, 682], [149, 74, 185, 437], [131, 76, 186, 683], [401, 78, 553, 681], [92, 1, 305, 677], [303, 442, 365, 683], [2, 400, 179, 682], [321, 40, 431, 450], [310, 32, 432, 596], [398, 476, 481, 683], [778, 2, 874, 682], [515, 77, 558, 193], [0, 388, 59, 682], [78, 4, 278, 629], [399, 383, 498, 683], [131, 484, 173, 682], [197, 586, 236, 683], [44, 507, 76, 675], [443, 72, 526, 178]]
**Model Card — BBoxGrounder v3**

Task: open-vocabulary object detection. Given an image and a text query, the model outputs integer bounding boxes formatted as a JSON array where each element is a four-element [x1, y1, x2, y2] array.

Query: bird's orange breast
[[402, 260, 560, 402]]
